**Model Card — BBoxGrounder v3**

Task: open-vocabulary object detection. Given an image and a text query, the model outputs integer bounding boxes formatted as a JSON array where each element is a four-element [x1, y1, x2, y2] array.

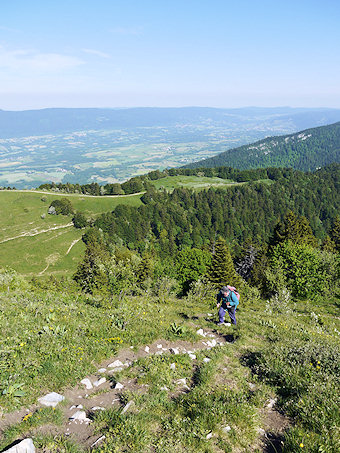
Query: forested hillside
[[185, 121, 340, 171], [94, 165, 340, 254]]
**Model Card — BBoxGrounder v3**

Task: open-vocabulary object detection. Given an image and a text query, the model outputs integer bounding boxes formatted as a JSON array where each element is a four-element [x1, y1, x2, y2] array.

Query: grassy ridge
[[0, 191, 142, 275]]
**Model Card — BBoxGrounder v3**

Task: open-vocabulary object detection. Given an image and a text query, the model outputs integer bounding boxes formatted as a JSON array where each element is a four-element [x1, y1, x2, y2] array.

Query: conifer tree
[[322, 235, 336, 253], [271, 211, 317, 247], [330, 216, 340, 251], [207, 238, 241, 288], [136, 254, 153, 283]]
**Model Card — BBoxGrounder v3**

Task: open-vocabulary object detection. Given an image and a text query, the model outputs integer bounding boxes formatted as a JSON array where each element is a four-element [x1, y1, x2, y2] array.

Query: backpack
[[227, 285, 240, 303]]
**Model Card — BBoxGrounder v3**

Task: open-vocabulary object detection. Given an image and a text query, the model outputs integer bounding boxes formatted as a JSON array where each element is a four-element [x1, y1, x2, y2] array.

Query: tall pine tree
[[207, 238, 241, 288]]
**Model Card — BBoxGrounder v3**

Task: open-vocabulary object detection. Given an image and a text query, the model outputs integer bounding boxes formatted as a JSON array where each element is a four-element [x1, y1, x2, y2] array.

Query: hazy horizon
[[1, 0, 340, 110]]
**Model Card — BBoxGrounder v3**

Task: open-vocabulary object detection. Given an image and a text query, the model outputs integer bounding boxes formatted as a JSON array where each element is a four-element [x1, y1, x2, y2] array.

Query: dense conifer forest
[[93, 165, 340, 254]]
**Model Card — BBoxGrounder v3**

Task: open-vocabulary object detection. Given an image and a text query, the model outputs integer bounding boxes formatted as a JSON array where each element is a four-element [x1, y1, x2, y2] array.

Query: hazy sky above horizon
[[1, 0, 339, 110]]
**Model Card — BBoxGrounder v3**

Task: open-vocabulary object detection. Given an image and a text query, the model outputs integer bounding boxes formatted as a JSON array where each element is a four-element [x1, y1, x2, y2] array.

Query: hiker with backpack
[[216, 285, 240, 325]]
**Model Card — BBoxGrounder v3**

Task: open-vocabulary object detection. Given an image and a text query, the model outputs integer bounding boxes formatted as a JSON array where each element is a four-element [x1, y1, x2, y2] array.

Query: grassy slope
[[0, 281, 339, 452], [0, 191, 142, 276]]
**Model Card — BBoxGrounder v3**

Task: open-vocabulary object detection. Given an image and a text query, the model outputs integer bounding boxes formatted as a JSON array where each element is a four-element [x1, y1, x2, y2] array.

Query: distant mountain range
[[185, 121, 340, 171], [1, 106, 340, 138]]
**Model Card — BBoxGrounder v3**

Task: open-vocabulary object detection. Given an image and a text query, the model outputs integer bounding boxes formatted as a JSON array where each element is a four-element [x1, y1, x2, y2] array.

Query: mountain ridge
[[184, 121, 340, 171]]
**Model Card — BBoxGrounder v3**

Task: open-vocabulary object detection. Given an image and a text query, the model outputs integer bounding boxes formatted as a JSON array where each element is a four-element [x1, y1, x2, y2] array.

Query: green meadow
[[0, 190, 142, 276], [150, 175, 245, 191]]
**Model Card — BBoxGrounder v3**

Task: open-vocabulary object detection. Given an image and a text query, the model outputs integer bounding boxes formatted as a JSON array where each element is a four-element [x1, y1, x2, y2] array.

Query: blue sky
[[1, 0, 339, 109]]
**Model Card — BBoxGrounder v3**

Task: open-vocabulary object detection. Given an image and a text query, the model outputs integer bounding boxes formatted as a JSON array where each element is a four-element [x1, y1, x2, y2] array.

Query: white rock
[[196, 329, 205, 336], [170, 347, 179, 355], [70, 410, 91, 422], [121, 400, 135, 414], [176, 378, 186, 385], [183, 384, 190, 390], [90, 435, 106, 448], [144, 346, 150, 353], [206, 432, 213, 439], [207, 334, 215, 338], [170, 363, 176, 370], [203, 358, 211, 363], [124, 361, 132, 367], [98, 368, 106, 373], [157, 344, 163, 349], [258, 428, 266, 435], [93, 377, 106, 387], [108, 367, 124, 374], [207, 313, 213, 316], [267, 398, 277, 409], [3, 438, 35, 453], [225, 323, 231, 327], [80, 378, 93, 390], [222, 425, 231, 433], [188, 354, 196, 360], [115, 382, 124, 390], [160, 386, 169, 391], [249, 383, 256, 390], [91, 406, 105, 411], [38, 392, 64, 407], [108, 360, 124, 368]]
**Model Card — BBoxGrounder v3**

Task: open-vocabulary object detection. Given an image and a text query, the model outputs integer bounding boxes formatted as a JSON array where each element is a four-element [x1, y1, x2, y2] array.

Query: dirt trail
[[0, 326, 289, 452], [66, 238, 81, 255], [0, 327, 232, 449], [0, 223, 73, 244], [9, 190, 145, 198]]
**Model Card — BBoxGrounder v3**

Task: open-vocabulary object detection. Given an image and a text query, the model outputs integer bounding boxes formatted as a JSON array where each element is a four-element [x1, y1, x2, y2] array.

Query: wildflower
[[299, 443, 304, 448]]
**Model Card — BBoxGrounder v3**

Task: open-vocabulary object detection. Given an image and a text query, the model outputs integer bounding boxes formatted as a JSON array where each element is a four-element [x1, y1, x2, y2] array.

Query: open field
[[0, 191, 142, 275], [150, 175, 244, 191]]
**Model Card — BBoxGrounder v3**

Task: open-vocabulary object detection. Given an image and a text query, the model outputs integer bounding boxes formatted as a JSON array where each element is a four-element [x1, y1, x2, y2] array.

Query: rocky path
[[0, 325, 289, 452], [0, 223, 73, 244]]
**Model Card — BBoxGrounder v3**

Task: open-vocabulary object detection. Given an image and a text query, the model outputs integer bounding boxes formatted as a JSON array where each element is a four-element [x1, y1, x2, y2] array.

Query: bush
[[49, 198, 73, 215], [269, 241, 339, 298], [72, 212, 87, 229]]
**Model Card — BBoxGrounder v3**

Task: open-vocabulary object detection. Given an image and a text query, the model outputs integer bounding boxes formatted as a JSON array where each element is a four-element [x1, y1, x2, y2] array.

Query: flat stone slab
[[80, 378, 93, 390], [108, 360, 124, 368], [3, 438, 35, 453], [69, 410, 91, 422], [108, 367, 123, 374], [38, 392, 64, 407], [93, 377, 106, 387], [121, 400, 135, 414]]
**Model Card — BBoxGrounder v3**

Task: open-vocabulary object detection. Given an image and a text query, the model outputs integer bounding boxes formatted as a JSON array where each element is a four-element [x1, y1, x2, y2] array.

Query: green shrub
[[49, 198, 74, 215], [269, 241, 339, 297]]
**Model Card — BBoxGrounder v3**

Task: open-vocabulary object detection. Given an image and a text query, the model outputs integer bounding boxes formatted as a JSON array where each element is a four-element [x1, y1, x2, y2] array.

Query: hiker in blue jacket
[[216, 286, 239, 325]]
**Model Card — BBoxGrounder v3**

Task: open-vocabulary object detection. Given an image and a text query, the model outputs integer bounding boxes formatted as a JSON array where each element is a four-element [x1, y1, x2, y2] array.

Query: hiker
[[216, 285, 239, 325]]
